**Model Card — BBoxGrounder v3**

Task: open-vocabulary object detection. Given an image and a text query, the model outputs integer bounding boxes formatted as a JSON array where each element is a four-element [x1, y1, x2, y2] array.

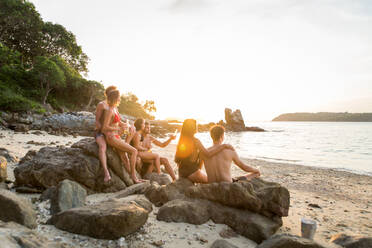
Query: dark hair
[[175, 119, 197, 162], [107, 90, 120, 106], [134, 118, 145, 131], [210, 125, 225, 142], [104, 86, 117, 99]]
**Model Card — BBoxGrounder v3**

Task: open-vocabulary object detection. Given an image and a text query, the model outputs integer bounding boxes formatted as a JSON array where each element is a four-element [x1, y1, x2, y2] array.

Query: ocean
[[194, 122, 372, 176]]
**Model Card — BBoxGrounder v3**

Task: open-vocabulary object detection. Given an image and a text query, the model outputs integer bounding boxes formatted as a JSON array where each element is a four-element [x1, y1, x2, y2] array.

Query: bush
[[0, 83, 45, 113]]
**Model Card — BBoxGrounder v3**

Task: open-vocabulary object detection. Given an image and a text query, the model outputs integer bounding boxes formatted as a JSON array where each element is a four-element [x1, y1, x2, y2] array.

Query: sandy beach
[[0, 129, 371, 247]]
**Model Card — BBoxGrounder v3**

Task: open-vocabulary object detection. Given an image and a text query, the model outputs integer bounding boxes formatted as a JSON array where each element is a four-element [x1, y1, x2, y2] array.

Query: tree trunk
[[43, 82, 52, 105], [85, 91, 94, 111]]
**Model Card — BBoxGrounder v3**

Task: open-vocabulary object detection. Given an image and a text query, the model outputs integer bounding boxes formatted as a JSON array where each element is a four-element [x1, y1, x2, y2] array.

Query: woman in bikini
[[175, 119, 234, 183], [102, 90, 144, 184], [127, 118, 163, 176]]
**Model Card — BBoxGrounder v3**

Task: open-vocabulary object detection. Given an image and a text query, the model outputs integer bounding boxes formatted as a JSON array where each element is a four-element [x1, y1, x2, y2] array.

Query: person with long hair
[[175, 119, 234, 183], [102, 90, 144, 184], [94, 85, 117, 182]]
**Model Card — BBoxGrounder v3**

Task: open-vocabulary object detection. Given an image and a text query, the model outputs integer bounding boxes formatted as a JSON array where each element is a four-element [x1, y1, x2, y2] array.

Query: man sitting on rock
[[203, 125, 260, 183]]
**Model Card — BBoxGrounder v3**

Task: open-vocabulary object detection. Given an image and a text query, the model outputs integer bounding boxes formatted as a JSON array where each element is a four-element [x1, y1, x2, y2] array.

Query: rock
[[31, 130, 43, 135], [48, 195, 151, 239], [0, 147, 19, 163], [0, 181, 8, 190], [115, 181, 151, 199], [15, 186, 42, 193], [0, 156, 7, 182], [186, 178, 290, 218], [50, 179, 87, 215], [143, 172, 172, 186], [211, 239, 239, 248], [308, 203, 322, 209], [157, 198, 211, 225], [0, 220, 73, 248], [257, 234, 328, 248], [0, 189, 37, 228], [330, 233, 372, 248], [157, 198, 280, 243], [14, 146, 127, 193], [72, 138, 139, 186], [219, 228, 238, 239], [26, 140, 46, 146], [40, 186, 56, 201], [225, 108, 246, 132], [9, 123, 30, 132], [145, 178, 194, 206]]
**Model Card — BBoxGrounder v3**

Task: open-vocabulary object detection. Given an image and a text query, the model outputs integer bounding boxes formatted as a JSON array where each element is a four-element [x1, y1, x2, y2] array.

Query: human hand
[[252, 168, 261, 177]]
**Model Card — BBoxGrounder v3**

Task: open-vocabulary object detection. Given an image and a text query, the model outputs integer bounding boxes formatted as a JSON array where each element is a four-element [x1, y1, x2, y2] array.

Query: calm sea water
[[195, 122, 372, 176]]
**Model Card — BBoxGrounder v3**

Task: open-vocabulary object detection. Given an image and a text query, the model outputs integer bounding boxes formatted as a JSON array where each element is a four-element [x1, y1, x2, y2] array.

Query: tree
[[143, 100, 156, 113], [0, 0, 43, 65], [32, 56, 65, 104], [82, 80, 104, 110], [41, 22, 89, 72]]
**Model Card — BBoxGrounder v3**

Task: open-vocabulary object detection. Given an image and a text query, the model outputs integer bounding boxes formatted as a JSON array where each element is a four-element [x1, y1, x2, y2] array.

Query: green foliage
[[32, 56, 66, 104], [118, 93, 155, 120], [0, 2, 156, 117], [0, 82, 45, 113]]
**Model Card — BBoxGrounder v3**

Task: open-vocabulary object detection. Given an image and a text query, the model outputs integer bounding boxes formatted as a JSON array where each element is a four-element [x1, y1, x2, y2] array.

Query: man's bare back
[[203, 125, 260, 183]]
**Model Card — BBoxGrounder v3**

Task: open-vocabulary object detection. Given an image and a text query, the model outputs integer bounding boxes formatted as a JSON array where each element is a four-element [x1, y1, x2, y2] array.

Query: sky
[[30, 0, 372, 122]]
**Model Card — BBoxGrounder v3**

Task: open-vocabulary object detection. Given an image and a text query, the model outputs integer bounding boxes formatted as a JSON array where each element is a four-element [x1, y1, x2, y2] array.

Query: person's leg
[[188, 169, 208, 183], [160, 157, 176, 181], [117, 150, 130, 173], [96, 135, 111, 182], [106, 136, 144, 183], [138, 151, 161, 174]]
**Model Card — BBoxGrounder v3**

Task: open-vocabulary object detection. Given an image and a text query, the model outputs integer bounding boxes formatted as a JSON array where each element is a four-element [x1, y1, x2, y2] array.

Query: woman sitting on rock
[[175, 119, 234, 183], [102, 90, 144, 184]]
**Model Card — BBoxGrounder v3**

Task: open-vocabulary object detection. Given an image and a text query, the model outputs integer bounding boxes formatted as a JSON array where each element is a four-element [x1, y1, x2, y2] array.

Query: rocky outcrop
[[225, 108, 265, 132], [185, 178, 290, 218], [50, 179, 87, 215], [0, 189, 37, 229], [0, 220, 73, 248], [225, 108, 246, 132], [114, 181, 151, 199], [257, 234, 330, 248], [330, 233, 372, 248], [14, 146, 126, 193], [48, 195, 152, 239], [146, 178, 289, 243]]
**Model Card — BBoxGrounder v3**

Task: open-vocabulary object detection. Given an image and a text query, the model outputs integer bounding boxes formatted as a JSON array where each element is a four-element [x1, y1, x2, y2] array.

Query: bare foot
[[132, 177, 148, 184]]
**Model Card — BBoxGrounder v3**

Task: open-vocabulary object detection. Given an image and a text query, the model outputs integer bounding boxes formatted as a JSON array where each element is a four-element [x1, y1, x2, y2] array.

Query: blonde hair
[[107, 90, 120, 106], [104, 86, 117, 99]]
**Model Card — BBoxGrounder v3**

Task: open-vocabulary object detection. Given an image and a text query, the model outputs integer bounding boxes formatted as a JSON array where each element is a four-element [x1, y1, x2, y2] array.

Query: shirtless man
[[141, 122, 177, 181], [203, 125, 260, 183]]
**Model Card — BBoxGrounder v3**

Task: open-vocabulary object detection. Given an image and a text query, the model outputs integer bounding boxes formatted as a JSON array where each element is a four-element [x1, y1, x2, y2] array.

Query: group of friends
[[95, 86, 261, 185]]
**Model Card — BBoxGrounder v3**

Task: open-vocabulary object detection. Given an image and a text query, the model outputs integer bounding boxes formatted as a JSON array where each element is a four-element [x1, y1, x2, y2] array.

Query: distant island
[[272, 112, 372, 122]]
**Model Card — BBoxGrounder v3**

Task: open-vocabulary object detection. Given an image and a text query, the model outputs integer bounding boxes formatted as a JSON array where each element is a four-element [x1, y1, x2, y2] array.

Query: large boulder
[[48, 195, 151, 239], [157, 198, 211, 225], [143, 172, 172, 186], [114, 181, 151, 199], [145, 178, 193, 206], [225, 108, 246, 132], [14, 146, 127, 193], [50, 179, 87, 215], [72, 138, 140, 186], [0, 156, 7, 182], [157, 198, 281, 243], [186, 178, 290, 218], [257, 234, 330, 248], [330, 233, 372, 248], [0, 220, 73, 248], [0, 189, 37, 229]]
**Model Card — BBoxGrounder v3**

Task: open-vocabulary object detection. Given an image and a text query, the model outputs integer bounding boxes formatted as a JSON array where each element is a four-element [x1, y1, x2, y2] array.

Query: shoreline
[[0, 129, 371, 247]]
